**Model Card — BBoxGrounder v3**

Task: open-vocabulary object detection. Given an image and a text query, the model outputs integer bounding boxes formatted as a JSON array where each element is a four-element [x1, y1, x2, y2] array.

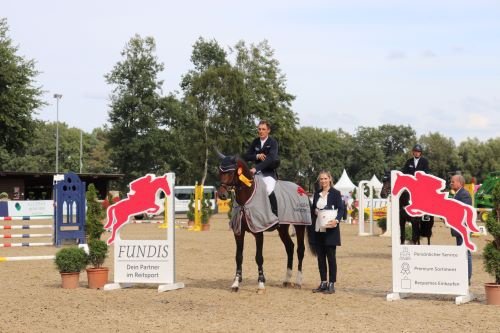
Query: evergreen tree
[[105, 35, 171, 188], [0, 18, 44, 168], [86, 183, 104, 241]]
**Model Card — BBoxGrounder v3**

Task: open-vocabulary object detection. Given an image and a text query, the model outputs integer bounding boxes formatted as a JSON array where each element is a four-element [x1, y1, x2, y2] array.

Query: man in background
[[450, 174, 473, 285]]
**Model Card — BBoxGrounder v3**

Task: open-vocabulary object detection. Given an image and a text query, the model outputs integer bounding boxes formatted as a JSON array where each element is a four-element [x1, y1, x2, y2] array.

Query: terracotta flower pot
[[86, 267, 109, 289], [484, 283, 500, 305], [60, 272, 80, 289], [201, 223, 210, 231]]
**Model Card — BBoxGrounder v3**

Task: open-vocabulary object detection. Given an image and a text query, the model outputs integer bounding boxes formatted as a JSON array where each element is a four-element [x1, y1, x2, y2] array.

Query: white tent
[[368, 174, 383, 195], [334, 169, 356, 193]]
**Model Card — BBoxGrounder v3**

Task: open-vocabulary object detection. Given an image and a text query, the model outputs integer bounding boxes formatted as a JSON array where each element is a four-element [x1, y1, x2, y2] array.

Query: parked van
[[134, 185, 217, 219], [174, 186, 217, 213]]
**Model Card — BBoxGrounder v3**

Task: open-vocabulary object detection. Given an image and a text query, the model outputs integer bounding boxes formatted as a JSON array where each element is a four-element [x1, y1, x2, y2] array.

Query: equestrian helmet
[[412, 144, 423, 152]]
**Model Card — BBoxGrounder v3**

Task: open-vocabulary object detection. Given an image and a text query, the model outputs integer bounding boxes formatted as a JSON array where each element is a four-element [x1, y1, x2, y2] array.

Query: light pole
[[79, 129, 83, 173], [53, 94, 62, 173]]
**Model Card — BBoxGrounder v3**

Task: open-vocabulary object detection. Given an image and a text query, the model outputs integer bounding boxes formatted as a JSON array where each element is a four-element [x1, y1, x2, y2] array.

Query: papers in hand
[[317, 209, 338, 228]]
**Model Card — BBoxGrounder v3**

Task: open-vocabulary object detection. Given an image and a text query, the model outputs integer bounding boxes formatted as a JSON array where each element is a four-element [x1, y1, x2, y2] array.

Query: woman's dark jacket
[[308, 187, 344, 247]]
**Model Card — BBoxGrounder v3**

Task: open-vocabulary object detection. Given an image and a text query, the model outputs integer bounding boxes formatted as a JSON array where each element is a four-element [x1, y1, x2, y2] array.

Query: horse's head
[[380, 171, 391, 198], [216, 151, 253, 201]]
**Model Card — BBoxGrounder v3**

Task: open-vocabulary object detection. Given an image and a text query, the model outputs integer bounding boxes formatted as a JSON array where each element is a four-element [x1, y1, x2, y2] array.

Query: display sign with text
[[113, 240, 172, 284], [387, 171, 476, 303], [393, 245, 468, 295], [104, 173, 184, 292]]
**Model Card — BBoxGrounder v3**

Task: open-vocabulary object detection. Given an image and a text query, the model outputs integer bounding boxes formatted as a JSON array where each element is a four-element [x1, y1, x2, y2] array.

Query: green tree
[[105, 35, 171, 188], [377, 124, 416, 170], [180, 38, 246, 185], [85, 127, 114, 173], [0, 18, 44, 167], [350, 126, 385, 182], [457, 138, 492, 183], [234, 40, 298, 179], [419, 132, 461, 180], [295, 127, 351, 191], [86, 183, 105, 241]]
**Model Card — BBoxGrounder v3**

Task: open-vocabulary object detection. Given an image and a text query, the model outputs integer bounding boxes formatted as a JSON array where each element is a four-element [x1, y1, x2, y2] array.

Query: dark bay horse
[[381, 171, 434, 245], [217, 155, 309, 293]]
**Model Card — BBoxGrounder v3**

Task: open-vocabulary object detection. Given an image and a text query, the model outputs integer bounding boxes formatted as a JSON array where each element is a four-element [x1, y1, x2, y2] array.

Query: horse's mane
[[235, 156, 252, 177]]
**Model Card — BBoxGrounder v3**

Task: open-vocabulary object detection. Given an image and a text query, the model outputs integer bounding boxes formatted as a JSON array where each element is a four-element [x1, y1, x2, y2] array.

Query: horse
[[104, 174, 170, 245], [217, 154, 311, 293], [380, 171, 434, 245]]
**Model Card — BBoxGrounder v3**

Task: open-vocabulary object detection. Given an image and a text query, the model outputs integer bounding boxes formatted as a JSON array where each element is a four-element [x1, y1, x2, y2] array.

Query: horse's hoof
[[256, 288, 266, 295], [231, 287, 239, 292], [294, 284, 302, 289], [283, 282, 295, 288]]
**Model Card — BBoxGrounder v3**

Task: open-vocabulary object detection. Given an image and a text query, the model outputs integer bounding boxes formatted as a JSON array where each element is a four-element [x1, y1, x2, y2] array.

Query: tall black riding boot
[[269, 192, 278, 217]]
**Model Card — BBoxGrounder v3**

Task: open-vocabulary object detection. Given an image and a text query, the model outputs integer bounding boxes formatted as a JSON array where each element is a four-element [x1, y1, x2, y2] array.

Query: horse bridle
[[218, 165, 239, 192], [219, 165, 254, 192]]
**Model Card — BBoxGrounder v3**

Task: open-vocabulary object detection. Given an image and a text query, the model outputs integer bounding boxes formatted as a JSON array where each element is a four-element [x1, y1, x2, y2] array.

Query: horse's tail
[[306, 226, 317, 257]]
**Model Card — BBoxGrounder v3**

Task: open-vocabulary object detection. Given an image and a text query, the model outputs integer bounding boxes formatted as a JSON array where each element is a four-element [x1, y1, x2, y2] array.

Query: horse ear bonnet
[[382, 171, 390, 182], [220, 156, 237, 172]]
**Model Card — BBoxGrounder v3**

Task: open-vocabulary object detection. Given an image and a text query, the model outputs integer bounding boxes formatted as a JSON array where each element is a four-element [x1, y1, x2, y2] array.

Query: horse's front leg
[[411, 218, 421, 245], [294, 225, 306, 288], [254, 232, 266, 294], [231, 231, 245, 292]]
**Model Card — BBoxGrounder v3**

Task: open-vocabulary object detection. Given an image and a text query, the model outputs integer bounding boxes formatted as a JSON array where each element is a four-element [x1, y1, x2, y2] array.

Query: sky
[[3, 0, 499, 143]]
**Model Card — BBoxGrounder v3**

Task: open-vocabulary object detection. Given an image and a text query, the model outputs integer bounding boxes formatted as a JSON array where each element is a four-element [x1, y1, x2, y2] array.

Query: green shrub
[[87, 239, 108, 268], [55, 247, 88, 273], [86, 184, 105, 241], [483, 182, 500, 284], [377, 217, 387, 232], [201, 192, 213, 224], [187, 194, 195, 221]]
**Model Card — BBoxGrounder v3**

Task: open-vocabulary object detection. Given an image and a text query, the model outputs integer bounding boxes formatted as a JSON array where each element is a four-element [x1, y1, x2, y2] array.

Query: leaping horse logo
[[104, 174, 171, 245], [392, 171, 479, 251]]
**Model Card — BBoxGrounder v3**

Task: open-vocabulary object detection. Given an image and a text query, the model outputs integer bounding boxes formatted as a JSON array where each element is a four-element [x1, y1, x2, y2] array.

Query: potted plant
[[55, 247, 88, 289], [201, 192, 213, 231], [86, 239, 109, 289], [86, 184, 105, 241], [483, 182, 500, 305]]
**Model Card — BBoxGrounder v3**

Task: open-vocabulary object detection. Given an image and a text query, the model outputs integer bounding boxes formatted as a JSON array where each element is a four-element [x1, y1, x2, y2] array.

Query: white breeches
[[262, 176, 276, 195]]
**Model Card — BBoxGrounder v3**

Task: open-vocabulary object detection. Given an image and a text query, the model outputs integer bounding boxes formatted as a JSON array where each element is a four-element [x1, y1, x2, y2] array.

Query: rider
[[244, 120, 280, 216], [400, 143, 431, 244], [402, 144, 429, 175]]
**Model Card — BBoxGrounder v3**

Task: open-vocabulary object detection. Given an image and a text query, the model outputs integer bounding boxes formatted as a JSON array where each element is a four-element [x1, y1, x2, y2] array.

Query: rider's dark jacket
[[243, 136, 279, 179], [402, 156, 430, 175]]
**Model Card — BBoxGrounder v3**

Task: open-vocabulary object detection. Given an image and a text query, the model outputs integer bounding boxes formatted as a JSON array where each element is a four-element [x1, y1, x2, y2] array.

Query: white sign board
[[113, 240, 172, 284], [7, 200, 54, 217], [387, 171, 475, 304], [104, 173, 184, 292], [392, 245, 468, 295]]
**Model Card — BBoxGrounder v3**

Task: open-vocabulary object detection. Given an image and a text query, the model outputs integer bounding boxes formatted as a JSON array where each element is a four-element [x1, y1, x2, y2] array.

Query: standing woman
[[309, 170, 344, 294]]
